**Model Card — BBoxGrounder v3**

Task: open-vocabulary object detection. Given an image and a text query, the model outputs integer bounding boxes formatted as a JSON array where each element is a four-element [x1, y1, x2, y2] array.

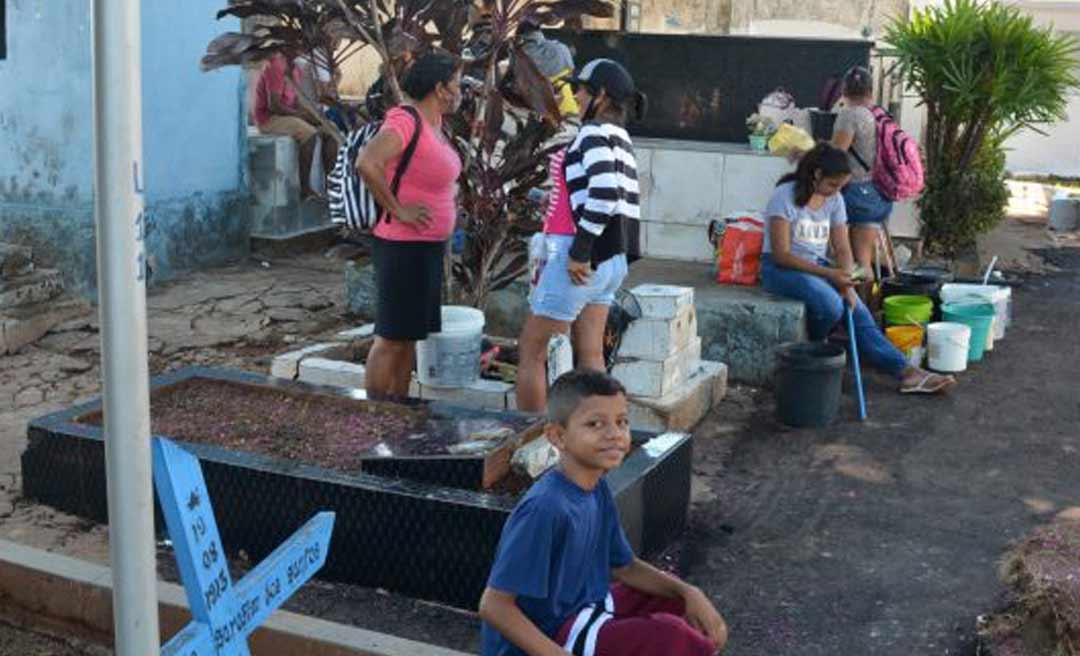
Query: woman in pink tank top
[[357, 53, 464, 399]]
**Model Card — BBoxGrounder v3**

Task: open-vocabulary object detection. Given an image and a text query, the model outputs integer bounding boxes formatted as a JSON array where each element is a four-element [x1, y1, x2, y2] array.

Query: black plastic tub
[[809, 109, 838, 141], [21, 367, 693, 610], [774, 343, 847, 428]]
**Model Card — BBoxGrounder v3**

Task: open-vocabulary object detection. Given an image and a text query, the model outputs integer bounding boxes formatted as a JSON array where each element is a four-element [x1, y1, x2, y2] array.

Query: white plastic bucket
[[927, 322, 971, 373], [1049, 192, 1079, 231], [416, 306, 486, 388], [940, 283, 1011, 340]]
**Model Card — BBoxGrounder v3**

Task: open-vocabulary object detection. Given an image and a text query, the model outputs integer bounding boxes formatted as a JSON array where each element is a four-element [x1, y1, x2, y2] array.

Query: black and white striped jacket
[[564, 122, 640, 266]]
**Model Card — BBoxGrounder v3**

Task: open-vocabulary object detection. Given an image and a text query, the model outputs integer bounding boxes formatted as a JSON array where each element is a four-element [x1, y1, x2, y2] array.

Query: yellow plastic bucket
[[886, 325, 925, 368]]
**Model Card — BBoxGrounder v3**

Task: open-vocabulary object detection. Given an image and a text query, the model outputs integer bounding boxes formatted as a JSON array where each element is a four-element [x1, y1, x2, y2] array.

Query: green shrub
[[918, 144, 1009, 258], [885, 0, 1080, 257]]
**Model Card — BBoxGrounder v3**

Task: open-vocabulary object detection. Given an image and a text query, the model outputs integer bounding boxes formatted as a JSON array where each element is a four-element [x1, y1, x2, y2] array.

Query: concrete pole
[[91, 0, 161, 654]]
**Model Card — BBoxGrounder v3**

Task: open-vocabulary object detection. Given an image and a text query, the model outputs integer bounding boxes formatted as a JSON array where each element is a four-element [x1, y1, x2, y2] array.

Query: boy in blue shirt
[[479, 370, 728, 656]]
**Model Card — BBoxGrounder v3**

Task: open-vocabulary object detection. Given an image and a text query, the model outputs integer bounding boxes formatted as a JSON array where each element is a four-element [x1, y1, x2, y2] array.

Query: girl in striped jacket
[[516, 59, 647, 413]]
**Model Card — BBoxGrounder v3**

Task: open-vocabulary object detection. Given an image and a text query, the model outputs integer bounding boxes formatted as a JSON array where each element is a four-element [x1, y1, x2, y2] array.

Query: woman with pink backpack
[[831, 66, 924, 274]]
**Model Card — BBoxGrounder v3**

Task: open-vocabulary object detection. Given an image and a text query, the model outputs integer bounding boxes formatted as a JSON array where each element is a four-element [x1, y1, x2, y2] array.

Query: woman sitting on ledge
[[761, 143, 956, 395]]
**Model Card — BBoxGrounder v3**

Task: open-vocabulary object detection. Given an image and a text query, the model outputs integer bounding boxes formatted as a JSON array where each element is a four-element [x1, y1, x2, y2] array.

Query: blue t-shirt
[[481, 469, 635, 656], [762, 181, 848, 263]]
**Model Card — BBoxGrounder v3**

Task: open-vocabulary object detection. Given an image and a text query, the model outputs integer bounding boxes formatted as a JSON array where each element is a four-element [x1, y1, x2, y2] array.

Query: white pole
[[91, 0, 161, 654]]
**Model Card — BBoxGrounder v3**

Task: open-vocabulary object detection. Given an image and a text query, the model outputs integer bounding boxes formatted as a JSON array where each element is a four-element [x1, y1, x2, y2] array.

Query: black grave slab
[[550, 30, 872, 143], [21, 367, 693, 609]]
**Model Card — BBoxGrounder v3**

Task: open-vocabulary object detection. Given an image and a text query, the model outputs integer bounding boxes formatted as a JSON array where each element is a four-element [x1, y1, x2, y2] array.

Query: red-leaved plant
[[202, 0, 616, 309]]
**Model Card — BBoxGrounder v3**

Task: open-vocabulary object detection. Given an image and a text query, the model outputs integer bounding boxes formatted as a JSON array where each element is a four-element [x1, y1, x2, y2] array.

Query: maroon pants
[[553, 583, 715, 656]]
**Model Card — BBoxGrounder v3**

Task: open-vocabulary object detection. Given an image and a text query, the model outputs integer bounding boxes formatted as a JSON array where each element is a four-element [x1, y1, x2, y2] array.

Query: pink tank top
[[543, 148, 576, 236]]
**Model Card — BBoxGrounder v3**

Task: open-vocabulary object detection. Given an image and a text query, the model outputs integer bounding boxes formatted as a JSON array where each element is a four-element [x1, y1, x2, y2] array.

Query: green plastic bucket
[[941, 302, 995, 362], [883, 295, 933, 326]]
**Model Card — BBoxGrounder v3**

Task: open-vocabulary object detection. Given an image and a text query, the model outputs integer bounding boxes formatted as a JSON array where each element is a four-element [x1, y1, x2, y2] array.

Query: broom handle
[[846, 306, 868, 421]]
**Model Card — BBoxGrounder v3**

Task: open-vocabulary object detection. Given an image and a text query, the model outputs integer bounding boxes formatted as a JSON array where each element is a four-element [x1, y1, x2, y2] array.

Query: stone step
[[0, 243, 34, 279], [0, 269, 64, 309], [628, 360, 728, 432], [1, 297, 91, 355]]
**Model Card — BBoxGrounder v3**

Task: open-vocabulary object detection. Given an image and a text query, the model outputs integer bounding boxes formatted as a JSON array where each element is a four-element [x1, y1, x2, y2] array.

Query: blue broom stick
[[846, 306, 867, 421]]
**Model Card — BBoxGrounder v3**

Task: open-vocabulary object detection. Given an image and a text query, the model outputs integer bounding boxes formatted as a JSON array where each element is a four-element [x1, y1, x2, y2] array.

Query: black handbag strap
[[849, 107, 875, 172], [851, 145, 871, 172], [384, 105, 423, 223]]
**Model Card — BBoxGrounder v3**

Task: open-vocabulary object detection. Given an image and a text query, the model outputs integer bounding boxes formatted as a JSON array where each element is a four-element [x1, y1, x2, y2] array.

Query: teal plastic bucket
[[941, 302, 995, 362], [884, 295, 933, 326]]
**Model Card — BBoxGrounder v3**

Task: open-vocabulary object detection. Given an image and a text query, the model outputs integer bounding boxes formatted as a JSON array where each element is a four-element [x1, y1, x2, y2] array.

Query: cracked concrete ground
[[4, 236, 1080, 655], [0, 253, 356, 559]]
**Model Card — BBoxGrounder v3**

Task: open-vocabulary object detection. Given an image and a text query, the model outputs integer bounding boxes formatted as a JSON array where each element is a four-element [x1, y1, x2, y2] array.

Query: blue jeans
[[530, 235, 628, 322], [761, 256, 908, 378], [842, 181, 893, 224]]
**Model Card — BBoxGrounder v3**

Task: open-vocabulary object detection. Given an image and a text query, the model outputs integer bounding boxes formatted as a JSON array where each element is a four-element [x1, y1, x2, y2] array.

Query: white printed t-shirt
[[762, 181, 848, 263]]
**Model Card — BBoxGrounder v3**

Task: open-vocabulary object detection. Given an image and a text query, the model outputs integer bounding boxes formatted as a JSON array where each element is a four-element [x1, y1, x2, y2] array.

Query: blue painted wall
[[0, 0, 249, 298]]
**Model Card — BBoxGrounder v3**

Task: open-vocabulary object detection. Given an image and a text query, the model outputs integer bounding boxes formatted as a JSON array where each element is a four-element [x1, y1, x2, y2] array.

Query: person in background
[[253, 53, 323, 200], [356, 52, 464, 400], [480, 370, 728, 656], [831, 65, 891, 274], [761, 144, 956, 395], [517, 18, 579, 119], [515, 59, 646, 413]]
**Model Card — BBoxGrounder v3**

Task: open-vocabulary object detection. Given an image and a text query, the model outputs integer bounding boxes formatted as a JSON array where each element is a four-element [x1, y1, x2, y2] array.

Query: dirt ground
[[2, 228, 1080, 655], [0, 621, 108, 655]]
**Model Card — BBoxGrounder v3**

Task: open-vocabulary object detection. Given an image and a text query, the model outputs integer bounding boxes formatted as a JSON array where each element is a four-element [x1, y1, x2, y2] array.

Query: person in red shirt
[[253, 54, 322, 199], [357, 52, 464, 399]]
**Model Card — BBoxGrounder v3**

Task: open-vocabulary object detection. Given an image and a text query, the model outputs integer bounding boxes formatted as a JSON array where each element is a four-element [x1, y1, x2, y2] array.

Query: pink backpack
[[869, 106, 924, 201]]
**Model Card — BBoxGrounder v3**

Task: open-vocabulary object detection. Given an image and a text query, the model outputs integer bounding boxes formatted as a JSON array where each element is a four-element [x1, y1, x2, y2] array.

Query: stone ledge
[[0, 269, 62, 308], [1, 298, 90, 355], [0, 539, 470, 656], [300, 357, 367, 389]]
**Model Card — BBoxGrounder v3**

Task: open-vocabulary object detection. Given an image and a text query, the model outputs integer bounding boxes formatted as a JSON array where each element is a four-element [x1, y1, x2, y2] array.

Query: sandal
[[900, 371, 957, 395]]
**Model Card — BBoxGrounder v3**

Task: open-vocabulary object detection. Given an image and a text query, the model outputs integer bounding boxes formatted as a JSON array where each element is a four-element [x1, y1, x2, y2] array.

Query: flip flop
[[900, 371, 957, 395]]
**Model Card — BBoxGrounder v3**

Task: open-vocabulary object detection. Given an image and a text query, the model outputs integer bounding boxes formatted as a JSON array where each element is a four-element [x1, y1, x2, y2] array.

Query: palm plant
[[884, 0, 1079, 258], [203, 0, 616, 309]]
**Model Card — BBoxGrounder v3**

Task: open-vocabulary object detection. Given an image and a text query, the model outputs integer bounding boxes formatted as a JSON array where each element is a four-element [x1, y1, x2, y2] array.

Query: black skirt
[[372, 238, 445, 341]]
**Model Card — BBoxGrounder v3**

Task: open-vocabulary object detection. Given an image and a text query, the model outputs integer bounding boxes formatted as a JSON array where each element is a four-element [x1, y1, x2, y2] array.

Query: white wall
[[1005, 94, 1080, 177]]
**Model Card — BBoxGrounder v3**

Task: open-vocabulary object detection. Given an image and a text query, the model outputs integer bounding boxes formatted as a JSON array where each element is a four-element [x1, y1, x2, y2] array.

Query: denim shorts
[[530, 234, 628, 322], [842, 181, 893, 225]]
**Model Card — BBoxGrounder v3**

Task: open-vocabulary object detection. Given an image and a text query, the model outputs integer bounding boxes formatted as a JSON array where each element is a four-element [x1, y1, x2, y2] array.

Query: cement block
[[718, 152, 795, 217], [612, 337, 701, 398], [630, 284, 695, 320], [619, 303, 697, 361], [419, 378, 512, 411], [645, 148, 724, 225], [298, 357, 366, 389], [629, 360, 728, 432], [636, 146, 655, 221], [643, 221, 714, 263], [271, 342, 340, 380]]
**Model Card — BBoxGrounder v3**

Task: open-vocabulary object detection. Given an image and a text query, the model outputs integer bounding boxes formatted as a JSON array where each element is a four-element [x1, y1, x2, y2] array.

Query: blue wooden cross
[[151, 438, 335, 655]]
